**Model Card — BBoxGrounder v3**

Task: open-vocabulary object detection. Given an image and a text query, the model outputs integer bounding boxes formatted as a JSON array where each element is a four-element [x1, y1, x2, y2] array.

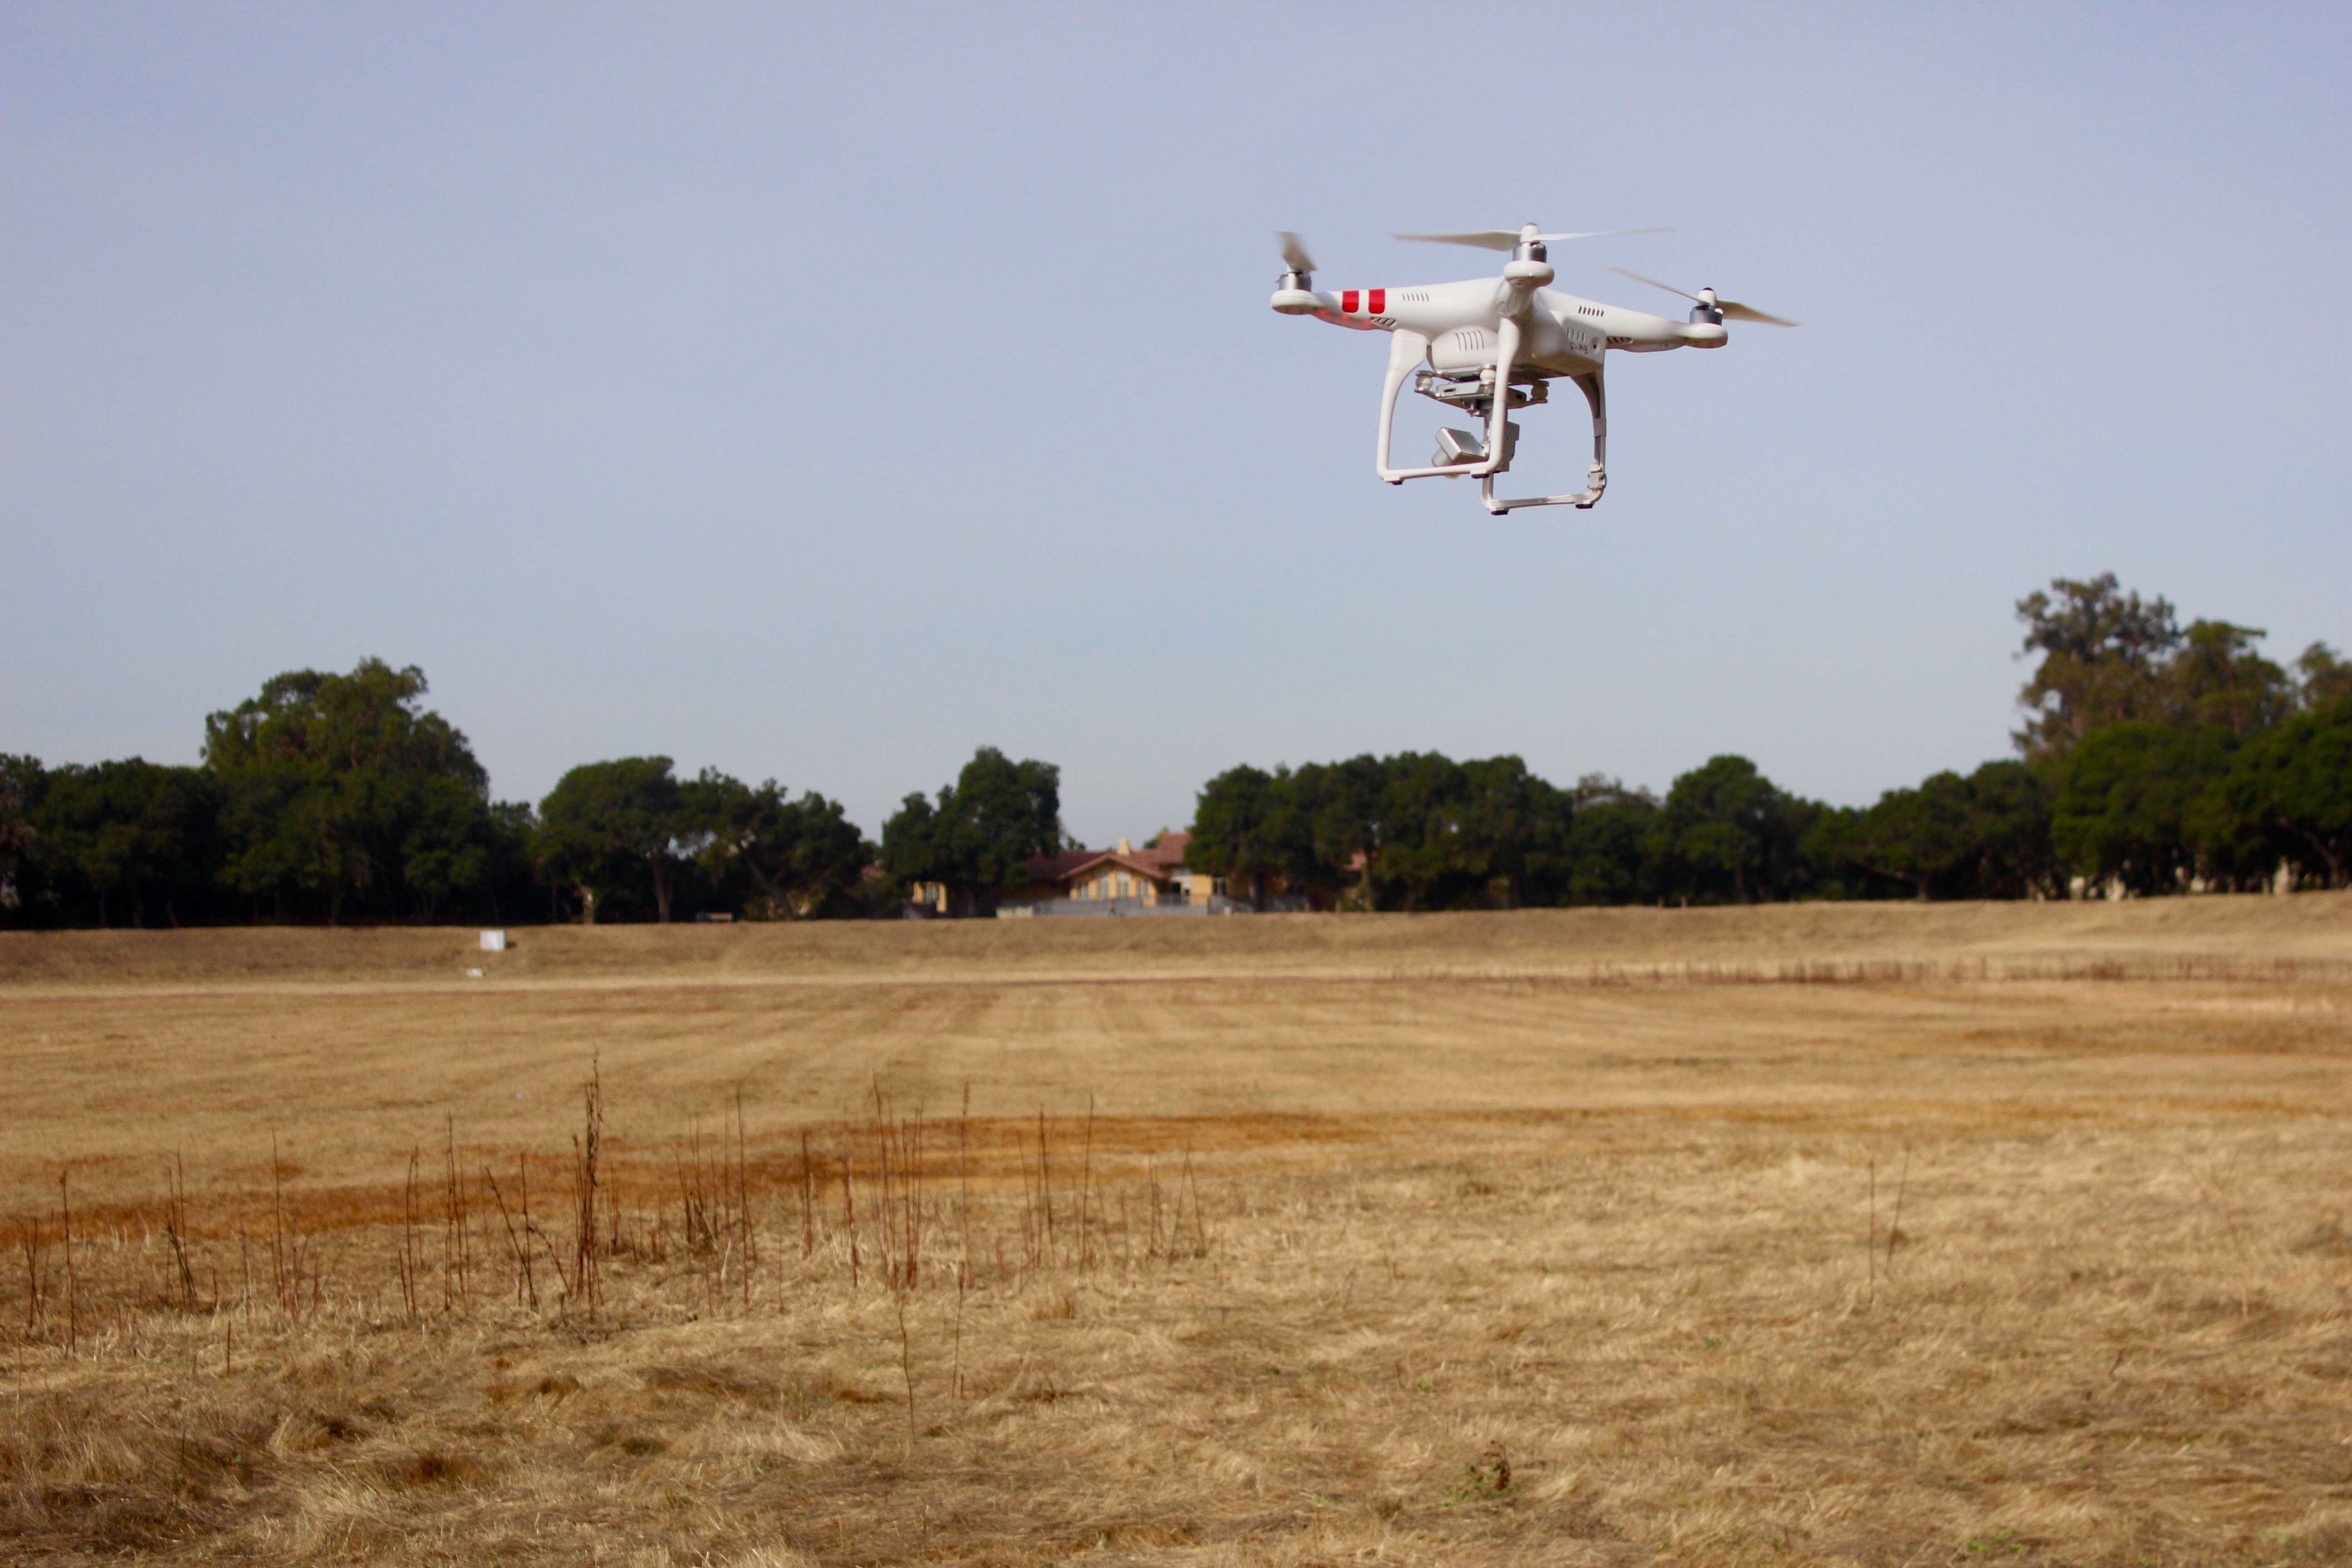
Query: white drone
[[1270, 224, 1796, 513]]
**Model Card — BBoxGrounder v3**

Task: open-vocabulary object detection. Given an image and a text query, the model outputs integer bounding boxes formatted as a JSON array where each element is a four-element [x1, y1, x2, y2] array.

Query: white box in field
[[479, 931, 507, 952]]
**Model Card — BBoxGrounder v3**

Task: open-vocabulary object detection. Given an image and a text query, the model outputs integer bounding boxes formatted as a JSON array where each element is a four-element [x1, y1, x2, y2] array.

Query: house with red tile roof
[[992, 831, 1228, 916], [1049, 832, 1198, 907], [908, 831, 1268, 916]]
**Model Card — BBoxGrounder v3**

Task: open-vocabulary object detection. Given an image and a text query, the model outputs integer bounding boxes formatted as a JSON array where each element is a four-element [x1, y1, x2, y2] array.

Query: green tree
[[1823, 760, 2057, 901], [1457, 756, 1572, 909], [1950, 760, 2060, 899], [1836, 773, 1974, 900], [203, 659, 504, 922], [2014, 574, 2182, 762], [0, 755, 39, 923], [2296, 643, 2352, 712], [880, 791, 946, 909], [2052, 722, 2234, 895], [1188, 764, 1285, 910], [681, 770, 871, 918], [2196, 699, 2352, 889], [1286, 757, 1387, 910], [1558, 776, 1656, 906], [2166, 620, 2293, 739], [537, 757, 687, 922], [1372, 752, 1474, 912], [881, 747, 1061, 916], [1194, 753, 1574, 912], [395, 776, 534, 921], [1649, 755, 1803, 904], [29, 760, 220, 927]]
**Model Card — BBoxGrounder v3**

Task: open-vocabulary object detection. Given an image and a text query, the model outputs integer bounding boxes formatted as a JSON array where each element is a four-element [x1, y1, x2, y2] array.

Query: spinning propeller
[[1395, 223, 1672, 252], [1607, 267, 1799, 328], [1270, 233, 1328, 314]]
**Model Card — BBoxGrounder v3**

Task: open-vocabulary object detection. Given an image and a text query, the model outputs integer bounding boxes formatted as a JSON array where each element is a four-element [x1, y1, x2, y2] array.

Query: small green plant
[[1441, 1445, 1511, 1506]]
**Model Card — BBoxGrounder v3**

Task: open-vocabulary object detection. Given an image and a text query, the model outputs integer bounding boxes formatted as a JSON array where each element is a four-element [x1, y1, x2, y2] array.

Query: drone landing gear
[[1372, 325, 1607, 514], [1483, 369, 1605, 515]]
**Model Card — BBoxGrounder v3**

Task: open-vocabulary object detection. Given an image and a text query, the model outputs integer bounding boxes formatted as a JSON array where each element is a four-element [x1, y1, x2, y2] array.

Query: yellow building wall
[[1067, 864, 1171, 903]]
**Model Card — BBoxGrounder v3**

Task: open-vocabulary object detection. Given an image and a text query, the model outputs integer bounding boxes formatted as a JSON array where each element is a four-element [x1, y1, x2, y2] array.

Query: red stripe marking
[[1368, 288, 1386, 314], [1341, 289, 1359, 314]]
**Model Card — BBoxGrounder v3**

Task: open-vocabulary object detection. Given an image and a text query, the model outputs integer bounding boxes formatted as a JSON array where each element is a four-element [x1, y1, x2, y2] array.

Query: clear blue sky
[[6, 2, 2347, 848]]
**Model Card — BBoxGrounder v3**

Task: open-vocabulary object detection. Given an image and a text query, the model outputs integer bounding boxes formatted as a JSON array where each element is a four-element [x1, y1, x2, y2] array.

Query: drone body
[[1271, 225, 1794, 514]]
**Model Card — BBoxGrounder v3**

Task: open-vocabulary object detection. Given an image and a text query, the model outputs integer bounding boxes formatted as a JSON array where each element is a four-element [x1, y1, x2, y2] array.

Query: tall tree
[[395, 777, 533, 921], [1648, 755, 1803, 904], [1194, 754, 1573, 912], [881, 747, 1061, 916], [2195, 699, 2352, 889], [681, 769, 871, 918], [28, 761, 220, 927], [203, 659, 502, 922], [537, 757, 687, 922], [1836, 772, 1975, 900], [2014, 574, 2182, 762], [1457, 756, 1572, 909], [1372, 752, 1474, 913], [1285, 757, 1387, 910], [1188, 764, 1285, 910], [1823, 760, 2057, 901], [2052, 722, 2234, 896], [0, 755, 38, 923], [2166, 620, 2293, 739], [1950, 760, 2061, 899], [2296, 642, 2352, 712], [1558, 776, 1656, 906]]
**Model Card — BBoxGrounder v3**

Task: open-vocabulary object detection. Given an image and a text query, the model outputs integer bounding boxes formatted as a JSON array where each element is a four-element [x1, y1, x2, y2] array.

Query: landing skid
[[1373, 325, 1607, 514]]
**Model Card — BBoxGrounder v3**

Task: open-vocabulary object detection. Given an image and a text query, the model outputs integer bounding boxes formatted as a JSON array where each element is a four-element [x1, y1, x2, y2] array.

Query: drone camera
[[1433, 428, 1483, 466], [1432, 421, 1519, 469]]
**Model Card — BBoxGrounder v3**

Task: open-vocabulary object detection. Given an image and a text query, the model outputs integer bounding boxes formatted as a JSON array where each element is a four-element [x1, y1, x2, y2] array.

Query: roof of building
[[1021, 830, 1194, 889], [1133, 830, 1191, 869], [1021, 848, 1102, 883]]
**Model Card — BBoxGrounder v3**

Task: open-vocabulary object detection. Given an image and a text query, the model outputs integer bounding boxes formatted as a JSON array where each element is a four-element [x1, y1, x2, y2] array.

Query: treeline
[[1187, 575, 2352, 909], [0, 663, 879, 928], [2, 576, 2346, 928], [1194, 752, 2049, 911]]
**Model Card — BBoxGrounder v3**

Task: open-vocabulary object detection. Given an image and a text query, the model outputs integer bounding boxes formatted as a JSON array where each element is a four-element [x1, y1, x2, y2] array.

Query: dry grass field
[[2, 896, 2349, 1567]]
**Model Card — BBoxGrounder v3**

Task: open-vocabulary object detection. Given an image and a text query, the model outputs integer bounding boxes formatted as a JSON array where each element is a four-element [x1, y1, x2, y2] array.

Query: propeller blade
[[1531, 225, 1675, 243], [1608, 267, 1798, 326], [1396, 225, 1673, 251], [1720, 300, 1800, 328], [1607, 267, 1701, 304], [1393, 230, 1522, 251], [1277, 231, 1316, 274]]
